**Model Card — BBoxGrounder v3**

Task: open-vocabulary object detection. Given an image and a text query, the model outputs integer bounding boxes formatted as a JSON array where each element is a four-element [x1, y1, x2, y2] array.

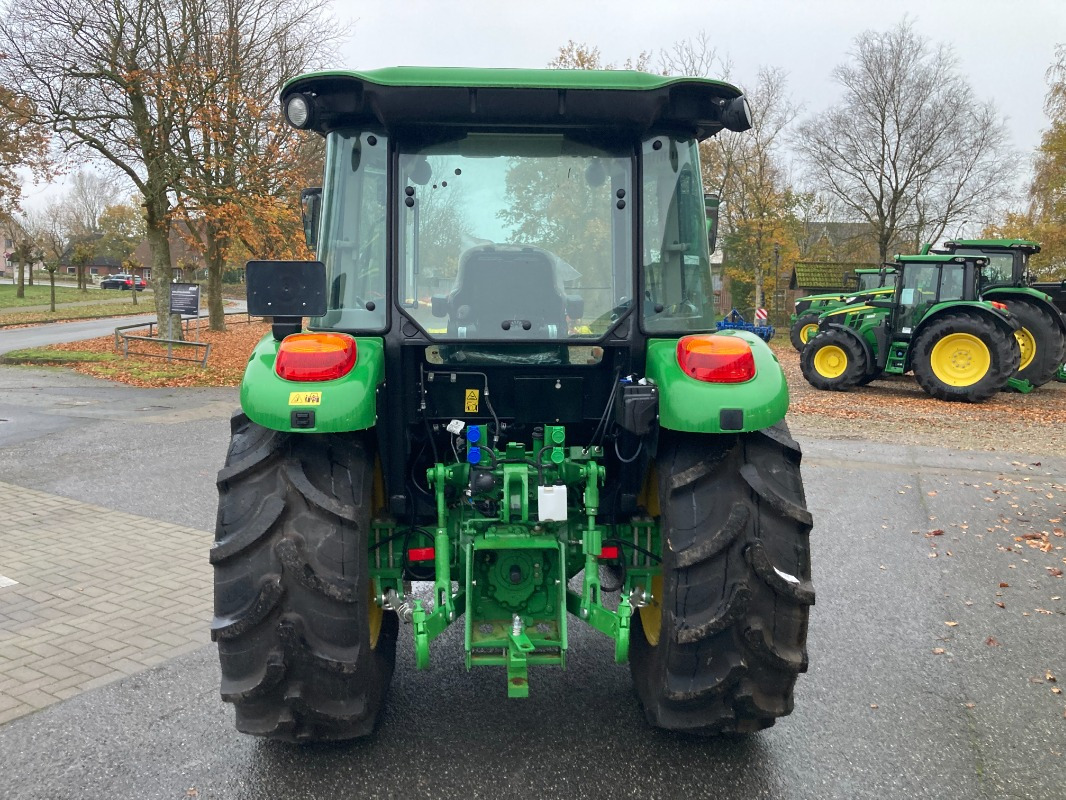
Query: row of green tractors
[[791, 240, 1066, 402]]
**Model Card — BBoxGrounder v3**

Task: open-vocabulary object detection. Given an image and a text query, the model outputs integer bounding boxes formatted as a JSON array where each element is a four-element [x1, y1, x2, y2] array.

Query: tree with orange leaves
[[0, 86, 50, 219], [164, 0, 340, 330]]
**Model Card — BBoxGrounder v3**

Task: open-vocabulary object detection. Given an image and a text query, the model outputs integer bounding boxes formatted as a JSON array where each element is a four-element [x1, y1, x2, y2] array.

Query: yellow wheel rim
[[639, 574, 664, 647], [368, 584, 383, 649], [800, 323, 820, 344], [813, 345, 848, 378], [930, 333, 991, 386], [636, 464, 662, 646], [1014, 327, 1036, 371], [368, 455, 385, 650]]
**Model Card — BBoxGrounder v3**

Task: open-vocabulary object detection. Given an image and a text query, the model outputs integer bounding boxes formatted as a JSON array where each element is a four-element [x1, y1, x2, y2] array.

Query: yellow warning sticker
[[288, 391, 322, 406], [464, 389, 479, 413]]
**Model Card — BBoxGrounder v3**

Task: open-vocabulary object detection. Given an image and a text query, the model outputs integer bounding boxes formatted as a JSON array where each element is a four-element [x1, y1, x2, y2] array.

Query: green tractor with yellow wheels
[[212, 67, 814, 743], [931, 239, 1066, 388], [789, 267, 897, 351], [801, 253, 1021, 401]]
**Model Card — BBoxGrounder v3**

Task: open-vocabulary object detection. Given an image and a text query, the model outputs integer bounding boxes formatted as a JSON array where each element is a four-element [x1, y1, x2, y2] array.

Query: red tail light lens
[[989, 301, 1008, 311], [408, 547, 436, 562], [677, 335, 756, 383], [599, 546, 620, 560], [275, 333, 357, 382]]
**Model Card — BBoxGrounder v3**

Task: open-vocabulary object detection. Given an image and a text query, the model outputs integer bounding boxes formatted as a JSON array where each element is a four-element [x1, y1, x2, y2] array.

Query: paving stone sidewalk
[[0, 480, 212, 724]]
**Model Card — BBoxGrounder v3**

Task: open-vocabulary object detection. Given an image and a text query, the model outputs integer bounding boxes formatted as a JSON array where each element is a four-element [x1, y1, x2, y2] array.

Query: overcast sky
[[19, 0, 1065, 211], [336, 0, 1064, 157]]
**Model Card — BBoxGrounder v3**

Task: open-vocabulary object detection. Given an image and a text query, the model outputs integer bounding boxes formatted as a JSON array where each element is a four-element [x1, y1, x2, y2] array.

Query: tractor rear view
[[801, 253, 1020, 401], [211, 68, 814, 743]]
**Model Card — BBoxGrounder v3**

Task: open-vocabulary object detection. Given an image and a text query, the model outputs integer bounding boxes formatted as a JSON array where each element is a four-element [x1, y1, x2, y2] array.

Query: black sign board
[[245, 260, 327, 318], [169, 283, 201, 316]]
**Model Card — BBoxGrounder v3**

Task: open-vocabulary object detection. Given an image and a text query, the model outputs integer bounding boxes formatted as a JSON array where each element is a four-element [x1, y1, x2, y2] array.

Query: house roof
[[790, 261, 879, 290], [58, 236, 123, 268]]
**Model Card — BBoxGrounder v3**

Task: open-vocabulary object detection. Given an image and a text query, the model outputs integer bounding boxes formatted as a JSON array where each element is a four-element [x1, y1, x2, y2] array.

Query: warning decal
[[288, 391, 322, 406], [464, 389, 479, 413]]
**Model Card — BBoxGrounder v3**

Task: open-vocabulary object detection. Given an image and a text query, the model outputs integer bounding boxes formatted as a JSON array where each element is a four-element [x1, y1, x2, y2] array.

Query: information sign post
[[169, 283, 201, 362]]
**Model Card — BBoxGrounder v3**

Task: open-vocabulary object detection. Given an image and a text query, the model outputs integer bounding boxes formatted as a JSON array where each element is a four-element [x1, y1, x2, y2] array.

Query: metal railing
[[113, 310, 254, 367]]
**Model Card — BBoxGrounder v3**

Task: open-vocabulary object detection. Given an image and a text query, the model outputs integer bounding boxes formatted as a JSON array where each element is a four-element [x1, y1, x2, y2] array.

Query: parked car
[[100, 274, 146, 290]]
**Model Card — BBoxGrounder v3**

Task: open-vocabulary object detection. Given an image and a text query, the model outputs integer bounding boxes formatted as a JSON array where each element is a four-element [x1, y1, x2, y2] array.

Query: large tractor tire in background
[[211, 412, 397, 742], [1001, 298, 1065, 387], [789, 315, 822, 352], [630, 424, 813, 734], [800, 330, 868, 391], [911, 312, 1020, 402]]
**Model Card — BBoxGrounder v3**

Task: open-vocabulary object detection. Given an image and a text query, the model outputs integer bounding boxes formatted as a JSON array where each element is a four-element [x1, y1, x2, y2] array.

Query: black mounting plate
[[246, 260, 327, 318]]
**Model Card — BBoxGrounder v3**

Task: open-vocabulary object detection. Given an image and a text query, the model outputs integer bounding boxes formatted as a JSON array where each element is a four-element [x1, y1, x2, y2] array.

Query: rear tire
[[212, 412, 397, 742], [911, 313, 1019, 402], [800, 330, 867, 391], [630, 424, 813, 734], [1001, 299, 1065, 387], [789, 315, 821, 352]]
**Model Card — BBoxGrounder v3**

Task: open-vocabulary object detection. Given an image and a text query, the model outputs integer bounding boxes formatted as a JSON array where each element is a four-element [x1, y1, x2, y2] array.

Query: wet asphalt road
[[0, 366, 1064, 799]]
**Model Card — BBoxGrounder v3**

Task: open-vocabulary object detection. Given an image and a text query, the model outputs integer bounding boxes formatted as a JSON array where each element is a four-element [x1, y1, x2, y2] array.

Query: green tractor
[[801, 253, 1021, 401], [789, 267, 897, 351], [930, 239, 1066, 388], [212, 67, 814, 742]]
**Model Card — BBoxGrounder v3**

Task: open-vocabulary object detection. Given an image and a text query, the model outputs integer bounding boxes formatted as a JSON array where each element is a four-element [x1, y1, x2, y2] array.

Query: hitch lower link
[[369, 425, 659, 698]]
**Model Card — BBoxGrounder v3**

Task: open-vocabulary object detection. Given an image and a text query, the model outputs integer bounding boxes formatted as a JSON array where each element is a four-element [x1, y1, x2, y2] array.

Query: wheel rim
[[639, 574, 663, 647], [800, 323, 819, 344], [1014, 327, 1036, 371], [929, 333, 991, 386], [369, 454, 385, 650], [368, 585, 383, 649], [813, 344, 848, 378]]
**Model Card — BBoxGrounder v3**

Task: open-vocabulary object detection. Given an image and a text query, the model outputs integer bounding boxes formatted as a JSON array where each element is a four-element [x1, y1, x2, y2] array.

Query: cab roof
[[281, 67, 746, 141], [896, 254, 986, 264], [944, 239, 1041, 254]]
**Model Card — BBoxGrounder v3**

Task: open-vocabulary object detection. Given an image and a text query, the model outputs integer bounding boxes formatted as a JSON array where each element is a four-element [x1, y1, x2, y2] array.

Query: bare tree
[[794, 20, 1017, 261], [661, 37, 799, 312], [62, 170, 120, 239], [657, 31, 729, 82], [25, 202, 69, 310]]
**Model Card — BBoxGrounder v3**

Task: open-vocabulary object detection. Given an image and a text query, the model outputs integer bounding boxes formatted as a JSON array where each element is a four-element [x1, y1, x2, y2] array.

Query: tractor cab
[[218, 67, 814, 742], [938, 238, 1040, 289], [853, 266, 897, 292], [887, 254, 985, 336]]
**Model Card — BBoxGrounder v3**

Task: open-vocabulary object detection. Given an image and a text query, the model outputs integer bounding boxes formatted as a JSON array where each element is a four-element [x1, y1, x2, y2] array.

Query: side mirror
[[300, 188, 322, 251], [704, 193, 720, 254]]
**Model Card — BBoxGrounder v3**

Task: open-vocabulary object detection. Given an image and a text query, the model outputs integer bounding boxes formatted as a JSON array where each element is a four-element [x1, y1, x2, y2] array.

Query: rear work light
[[275, 333, 357, 382], [676, 335, 756, 383]]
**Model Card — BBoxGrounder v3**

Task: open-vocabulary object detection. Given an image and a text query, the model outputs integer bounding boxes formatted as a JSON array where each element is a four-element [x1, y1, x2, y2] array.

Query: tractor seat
[[445, 245, 568, 337]]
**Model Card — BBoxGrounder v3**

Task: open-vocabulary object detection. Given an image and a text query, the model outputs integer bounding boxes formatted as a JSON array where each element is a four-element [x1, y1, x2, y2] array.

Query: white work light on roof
[[285, 94, 312, 129]]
